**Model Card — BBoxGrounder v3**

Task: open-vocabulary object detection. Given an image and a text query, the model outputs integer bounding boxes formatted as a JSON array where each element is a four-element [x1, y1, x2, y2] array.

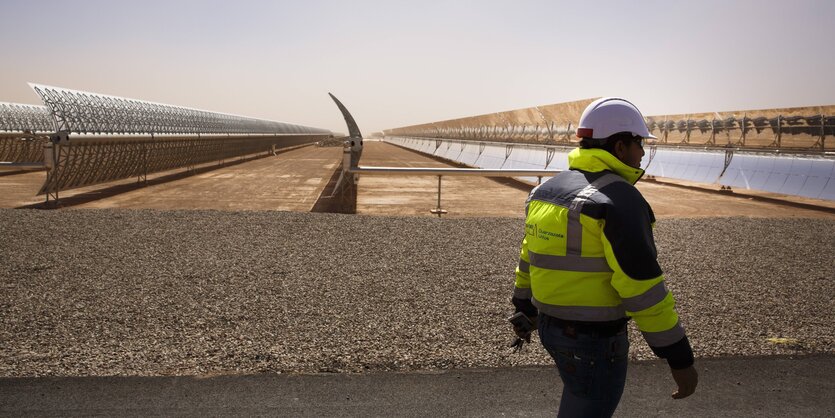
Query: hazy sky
[[1, 0, 833, 134]]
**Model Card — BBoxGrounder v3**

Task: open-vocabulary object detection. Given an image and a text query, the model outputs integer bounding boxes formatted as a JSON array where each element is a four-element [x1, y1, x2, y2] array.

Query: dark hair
[[579, 131, 641, 153]]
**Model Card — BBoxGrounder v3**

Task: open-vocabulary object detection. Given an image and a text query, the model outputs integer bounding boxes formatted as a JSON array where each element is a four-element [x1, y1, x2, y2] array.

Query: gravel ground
[[1, 209, 833, 377]]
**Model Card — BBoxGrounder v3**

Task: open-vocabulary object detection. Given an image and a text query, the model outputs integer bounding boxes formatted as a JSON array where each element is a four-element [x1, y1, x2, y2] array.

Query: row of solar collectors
[[648, 149, 835, 201], [386, 136, 835, 202], [388, 136, 571, 184]]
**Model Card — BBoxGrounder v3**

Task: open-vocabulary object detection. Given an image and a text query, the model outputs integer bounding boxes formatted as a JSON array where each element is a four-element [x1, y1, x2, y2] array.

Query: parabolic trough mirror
[[383, 98, 834, 202], [385, 136, 835, 202]]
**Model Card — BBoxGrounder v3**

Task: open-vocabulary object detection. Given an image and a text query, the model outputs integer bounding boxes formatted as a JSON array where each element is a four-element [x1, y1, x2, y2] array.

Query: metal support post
[[139, 135, 150, 184], [710, 117, 716, 146], [545, 148, 555, 168], [717, 148, 735, 191], [46, 189, 59, 205], [775, 115, 782, 148], [646, 145, 658, 171], [534, 106, 554, 143], [430, 175, 448, 217], [42, 132, 66, 206], [821, 113, 826, 152], [189, 133, 200, 172], [740, 115, 747, 147], [684, 119, 691, 144]]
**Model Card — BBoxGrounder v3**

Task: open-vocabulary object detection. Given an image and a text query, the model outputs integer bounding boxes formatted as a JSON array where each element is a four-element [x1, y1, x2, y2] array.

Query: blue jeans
[[538, 314, 629, 418]]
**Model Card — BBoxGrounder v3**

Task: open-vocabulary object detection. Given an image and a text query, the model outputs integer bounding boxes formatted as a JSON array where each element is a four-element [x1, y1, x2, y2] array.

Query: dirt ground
[[0, 146, 341, 211], [0, 141, 831, 219], [636, 179, 835, 218], [355, 142, 530, 217]]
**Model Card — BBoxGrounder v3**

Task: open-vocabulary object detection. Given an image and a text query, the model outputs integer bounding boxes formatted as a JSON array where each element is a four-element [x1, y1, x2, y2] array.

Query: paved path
[[1, 356, 832, 417]]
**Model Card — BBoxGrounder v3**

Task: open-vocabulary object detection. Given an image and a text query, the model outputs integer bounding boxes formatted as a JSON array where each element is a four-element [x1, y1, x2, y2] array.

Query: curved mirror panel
[[385, 137, 835, 201], [458, 143, 482, 166], [475, 144, 508, 169]]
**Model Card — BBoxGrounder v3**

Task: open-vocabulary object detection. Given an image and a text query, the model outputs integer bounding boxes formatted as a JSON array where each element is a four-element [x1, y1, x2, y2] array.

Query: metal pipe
[[429, 175, 448, 217], [348, 166, 559, 177]]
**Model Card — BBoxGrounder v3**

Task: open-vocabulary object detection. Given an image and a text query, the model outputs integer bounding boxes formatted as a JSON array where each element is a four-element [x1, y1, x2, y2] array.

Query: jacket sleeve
[[512, 190, 538, 318], [512, 235, 538, 317], [600, 185, 694, 369]]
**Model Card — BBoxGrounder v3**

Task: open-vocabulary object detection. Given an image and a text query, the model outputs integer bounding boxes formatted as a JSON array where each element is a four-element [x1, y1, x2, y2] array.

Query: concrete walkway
[[2, 355, 832, 417]]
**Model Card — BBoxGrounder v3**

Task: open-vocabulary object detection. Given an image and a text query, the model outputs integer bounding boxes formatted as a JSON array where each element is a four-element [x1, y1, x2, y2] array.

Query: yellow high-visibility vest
[[514, 147, 685, 347]]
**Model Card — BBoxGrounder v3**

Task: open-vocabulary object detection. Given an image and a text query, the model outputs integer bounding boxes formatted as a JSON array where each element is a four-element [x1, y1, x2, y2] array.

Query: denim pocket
[[552, 348, 595, 397], [603, 334, 629, 400], [607, 334, 629, 365]]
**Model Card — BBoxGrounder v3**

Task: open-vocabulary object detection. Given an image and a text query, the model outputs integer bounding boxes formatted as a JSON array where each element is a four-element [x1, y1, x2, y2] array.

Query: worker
[[510, 97, 698, 416]]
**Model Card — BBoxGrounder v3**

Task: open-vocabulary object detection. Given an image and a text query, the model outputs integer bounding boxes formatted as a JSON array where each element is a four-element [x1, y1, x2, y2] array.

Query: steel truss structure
[[30, 83, 330, 135], [0, 102, 54, 133], [644, 110, 835, 151], [0, 133, 49, 164], [385, 100, 835, 153], [40, 134, 325, 196], [0, 84, 333, 199], [0, 102, 54, 163], [383, 98, 593, 146]]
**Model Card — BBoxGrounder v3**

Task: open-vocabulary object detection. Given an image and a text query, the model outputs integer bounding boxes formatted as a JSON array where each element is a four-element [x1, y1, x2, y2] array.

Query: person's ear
[[614, 140, 627, 160]]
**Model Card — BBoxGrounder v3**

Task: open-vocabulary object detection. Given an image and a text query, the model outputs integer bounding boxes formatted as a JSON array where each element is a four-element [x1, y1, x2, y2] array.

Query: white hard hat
[[576, 97, 657, 140]]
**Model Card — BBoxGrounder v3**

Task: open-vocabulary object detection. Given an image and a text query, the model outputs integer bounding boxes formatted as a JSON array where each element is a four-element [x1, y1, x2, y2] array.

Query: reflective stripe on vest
[[528, 250, 611, 272], [533, 298, 626, 321], [641, 320, 686, 347], [566, 173, 624, 255], [621, 281, 669, 313], [528, 173, 624, 273], [517, 258, 530, 274]]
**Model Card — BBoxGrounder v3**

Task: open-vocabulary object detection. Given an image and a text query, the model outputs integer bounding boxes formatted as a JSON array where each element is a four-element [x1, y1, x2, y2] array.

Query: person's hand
[[670, 365, 698, 399], [512, 325, 531, 341], [512, 315, 537, 341]]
